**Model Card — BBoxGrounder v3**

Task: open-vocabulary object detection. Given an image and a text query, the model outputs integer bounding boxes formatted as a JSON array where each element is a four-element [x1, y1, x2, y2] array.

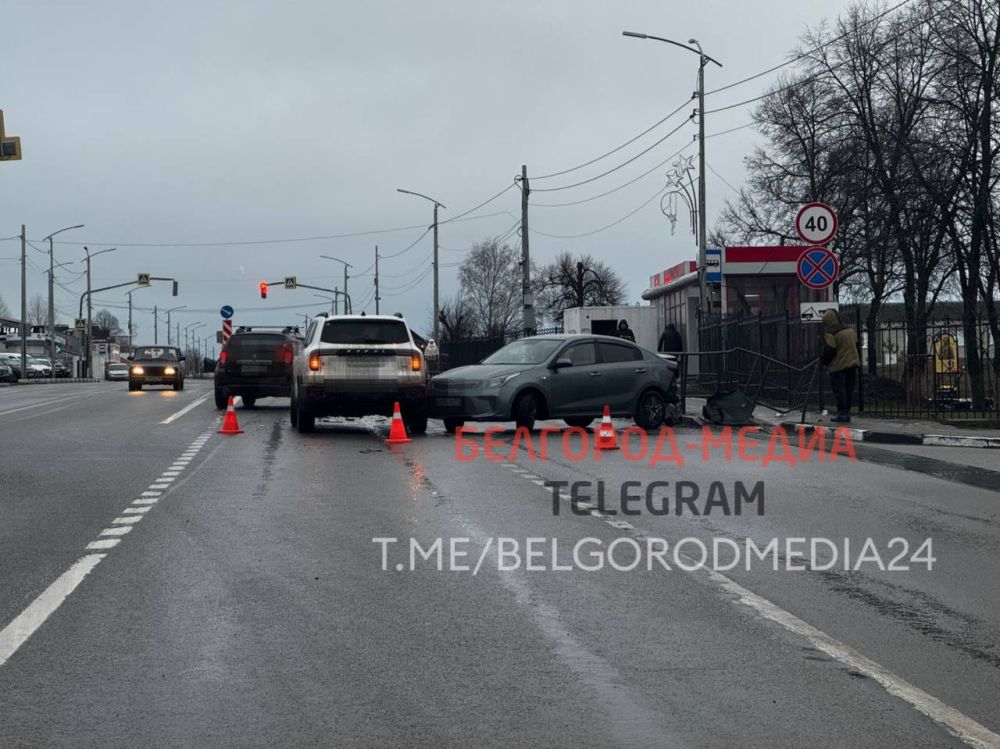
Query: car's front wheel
[[129, 381, 141, 392], [634, 389, 667, 431], [242, 396, 256, 408], [294, 389, 315, 433], [564, 417, 594, 429], [443, 417, 464, 434], [513, 392, 538, 431]]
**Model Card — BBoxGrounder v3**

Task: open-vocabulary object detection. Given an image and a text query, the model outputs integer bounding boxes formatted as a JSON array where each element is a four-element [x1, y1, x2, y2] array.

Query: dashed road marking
[[99, 526, 132, 537], [112, 516, 143, 525], [160, 393, 211, 424], [0, 554, 106, 667]]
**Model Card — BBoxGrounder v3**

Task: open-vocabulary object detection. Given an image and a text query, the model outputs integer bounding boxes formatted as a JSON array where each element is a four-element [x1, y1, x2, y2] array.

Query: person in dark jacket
[[616, 319, 635, 343], [658, 323, 683, 353], [821, 309, 861, 422]]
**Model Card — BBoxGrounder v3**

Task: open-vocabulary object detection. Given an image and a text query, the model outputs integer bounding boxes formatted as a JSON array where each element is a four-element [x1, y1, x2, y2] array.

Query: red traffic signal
[[259, 281, 268, 299]]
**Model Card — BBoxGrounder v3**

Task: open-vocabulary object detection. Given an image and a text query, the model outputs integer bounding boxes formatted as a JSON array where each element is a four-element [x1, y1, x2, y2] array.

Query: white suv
[[290, 313, 429, 434]]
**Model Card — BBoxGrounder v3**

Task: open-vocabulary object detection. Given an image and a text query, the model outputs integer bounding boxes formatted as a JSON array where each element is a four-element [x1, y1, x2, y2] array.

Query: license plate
[[436, 397, 461, 407], [240, 363, 267, 373], [347, 357, 381, 367]]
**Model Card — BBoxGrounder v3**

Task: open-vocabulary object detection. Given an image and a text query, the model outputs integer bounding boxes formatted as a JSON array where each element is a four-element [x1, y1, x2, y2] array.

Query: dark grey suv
[[428, 334, 679, 433]]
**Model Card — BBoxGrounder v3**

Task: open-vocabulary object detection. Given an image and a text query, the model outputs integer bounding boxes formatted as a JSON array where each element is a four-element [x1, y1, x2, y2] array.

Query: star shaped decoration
[[673, 154, 696, 175]]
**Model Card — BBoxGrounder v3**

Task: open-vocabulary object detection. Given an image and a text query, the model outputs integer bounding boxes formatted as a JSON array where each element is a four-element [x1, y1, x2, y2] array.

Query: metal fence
[[437, 327, 563, 372], [696, 309, 1000, 422]]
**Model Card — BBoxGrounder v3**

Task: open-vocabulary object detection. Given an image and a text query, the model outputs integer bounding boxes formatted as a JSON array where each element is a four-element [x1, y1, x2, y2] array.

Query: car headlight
[[485, 372, 520, 389], [131, 366, 144, 375], [164, 366, 176, 375]]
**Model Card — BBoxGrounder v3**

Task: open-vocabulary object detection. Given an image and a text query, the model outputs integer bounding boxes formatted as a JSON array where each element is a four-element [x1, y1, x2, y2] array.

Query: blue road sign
[[220, 305, 234, 319], [705, 248, 722, 284], [796, 247, 839, 290]]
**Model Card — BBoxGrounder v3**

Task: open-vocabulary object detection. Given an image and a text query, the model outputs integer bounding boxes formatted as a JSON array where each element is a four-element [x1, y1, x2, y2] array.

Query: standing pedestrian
[[616, 319, 635, 343], [658, 323, 682, 353], [821, 309, 860, 422]]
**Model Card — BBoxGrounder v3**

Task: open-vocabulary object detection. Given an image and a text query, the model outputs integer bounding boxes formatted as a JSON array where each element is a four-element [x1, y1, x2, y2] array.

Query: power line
[[533, 96, 695, 180], [382, 267, 432, 295], [705, 122, 757, 139], [380, 249, 433, 278], [532, 142, 695, 208], [706, 161, 741, 193], [531, 116, 694, 193], [529, 183, 667, 239], [381, 227, 431, 260], [439, 184, 517, 224]]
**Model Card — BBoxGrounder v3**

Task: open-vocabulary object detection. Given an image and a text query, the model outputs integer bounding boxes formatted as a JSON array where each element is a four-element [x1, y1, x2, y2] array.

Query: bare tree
[[0, 293, 10, 319], [436, 294, 476, 343], [457, 239, 523, 338], [26, 294, 47, 326], [93, 309, 122, 336], [537, 251, 627, 323]]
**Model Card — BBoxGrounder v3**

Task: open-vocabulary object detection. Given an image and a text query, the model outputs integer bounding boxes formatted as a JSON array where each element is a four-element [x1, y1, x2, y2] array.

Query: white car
[[290, 313, 428, 434], [106, 363, 130, 381]]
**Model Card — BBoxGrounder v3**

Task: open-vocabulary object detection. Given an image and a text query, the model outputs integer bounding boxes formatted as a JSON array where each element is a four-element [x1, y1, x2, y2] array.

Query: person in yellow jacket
[[820, 309, 861, 422]]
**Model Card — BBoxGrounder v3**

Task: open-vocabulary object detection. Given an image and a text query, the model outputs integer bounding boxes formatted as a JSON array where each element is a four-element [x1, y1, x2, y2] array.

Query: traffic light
[[172, 280, 179, 296], [259, 281, 268, 299]]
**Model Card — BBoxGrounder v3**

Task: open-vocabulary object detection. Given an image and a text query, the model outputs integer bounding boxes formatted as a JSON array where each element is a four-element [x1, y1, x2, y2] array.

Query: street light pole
[[320, 256, 353, 313], [396, 188, 446, 342], [81, 246, 116, 378], [43, 224, 84, 369], [622, 31, 721, 315], [164, 306, 186, 345]]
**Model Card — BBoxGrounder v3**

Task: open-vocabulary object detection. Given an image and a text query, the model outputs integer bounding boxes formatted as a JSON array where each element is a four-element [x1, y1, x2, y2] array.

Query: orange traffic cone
[[594, 405, 618, 450], [218, 395, 244, 435], [385, 401, 411, 444]]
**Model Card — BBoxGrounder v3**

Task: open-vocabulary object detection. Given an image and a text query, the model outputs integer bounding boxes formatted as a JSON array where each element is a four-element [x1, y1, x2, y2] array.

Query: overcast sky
[[1, 0, 861, 344]]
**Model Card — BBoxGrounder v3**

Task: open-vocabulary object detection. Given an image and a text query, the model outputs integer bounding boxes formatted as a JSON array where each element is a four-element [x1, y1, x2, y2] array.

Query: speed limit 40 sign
[[795, 203, 838, 245]]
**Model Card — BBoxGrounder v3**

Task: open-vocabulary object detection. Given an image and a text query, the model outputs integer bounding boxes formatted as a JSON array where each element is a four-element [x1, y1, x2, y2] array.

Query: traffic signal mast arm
[[79, 277, 179, 318], [259, 280, 352, 311]]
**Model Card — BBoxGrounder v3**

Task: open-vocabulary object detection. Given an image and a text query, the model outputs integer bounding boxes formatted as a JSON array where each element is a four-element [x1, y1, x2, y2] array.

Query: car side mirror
[[126, 355, 133, 361], [551, 358, 573, 370]]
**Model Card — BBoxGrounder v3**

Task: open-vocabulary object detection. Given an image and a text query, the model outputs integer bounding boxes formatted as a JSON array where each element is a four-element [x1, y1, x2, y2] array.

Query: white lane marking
[[112, 516, 143, 525], [0, 554, 105, 667], [86, 539, 119, 550], [531, 479, 547, 487], [521, 474, 540, 480], [0, 393, 91, 419], [99, 526, 131, 537], [155, 477, 175, 483], [162, 471, 181, 477], [132, 498, 159, 505], [140, 491, 161, 497], [704, 568, 1000, 748], [159, 393, 211, 424], [148, 483, 170, 489], [122, 507, 151, 515]]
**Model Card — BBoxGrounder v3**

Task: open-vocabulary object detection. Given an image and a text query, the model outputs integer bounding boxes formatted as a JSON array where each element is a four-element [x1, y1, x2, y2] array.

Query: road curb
[[12, 378, 101, 385], [776, 421, 999, 448]]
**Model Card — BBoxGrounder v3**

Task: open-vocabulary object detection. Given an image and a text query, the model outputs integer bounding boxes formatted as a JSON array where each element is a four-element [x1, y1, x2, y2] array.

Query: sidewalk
[[683, 396, 1000, 449]]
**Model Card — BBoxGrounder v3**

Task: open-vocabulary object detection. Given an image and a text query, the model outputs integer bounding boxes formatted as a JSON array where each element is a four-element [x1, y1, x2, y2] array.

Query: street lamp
[[397, 188, 446, 343], [79, 246, 116, 377], [185, 322, 204, 371], [125, 286, 150, 352], [42, 224, 84, 367], [622, 30, 721, 315], [320, 256, 353, 313], [162, 306, 186, 345]]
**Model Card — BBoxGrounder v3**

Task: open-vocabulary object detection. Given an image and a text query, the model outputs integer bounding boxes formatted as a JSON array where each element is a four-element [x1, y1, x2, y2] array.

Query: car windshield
[[481, 339, 562, 365], [321, 320, 409, 345], [109, 363, 128, 370], [134, 347, 178, 361]]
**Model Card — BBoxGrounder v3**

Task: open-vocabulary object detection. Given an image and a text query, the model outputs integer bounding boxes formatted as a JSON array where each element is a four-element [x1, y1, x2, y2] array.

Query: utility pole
[[432, 203, 439, 341], [153, 306, 158, 345], [374, 245, 381, 314], [20, 225, 27, 380], [43, 225, 84, 370], [520, 165, 535, 336], [334, 286, 339, 315], [127, 291, 134, 351], [175, 320, 180, 349], [696, 56, 709, 316]]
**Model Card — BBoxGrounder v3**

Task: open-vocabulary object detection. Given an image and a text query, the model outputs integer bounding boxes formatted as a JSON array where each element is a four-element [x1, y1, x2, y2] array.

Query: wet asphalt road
[[0, 381, 998, 748]]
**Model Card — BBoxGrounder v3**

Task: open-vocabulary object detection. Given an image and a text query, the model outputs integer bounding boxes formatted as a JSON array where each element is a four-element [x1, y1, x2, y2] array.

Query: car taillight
[[284, 350, 293, 364], [411, 353, 422, 371], [220, 350, 228, 365], [309, 354, 321, 371]]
